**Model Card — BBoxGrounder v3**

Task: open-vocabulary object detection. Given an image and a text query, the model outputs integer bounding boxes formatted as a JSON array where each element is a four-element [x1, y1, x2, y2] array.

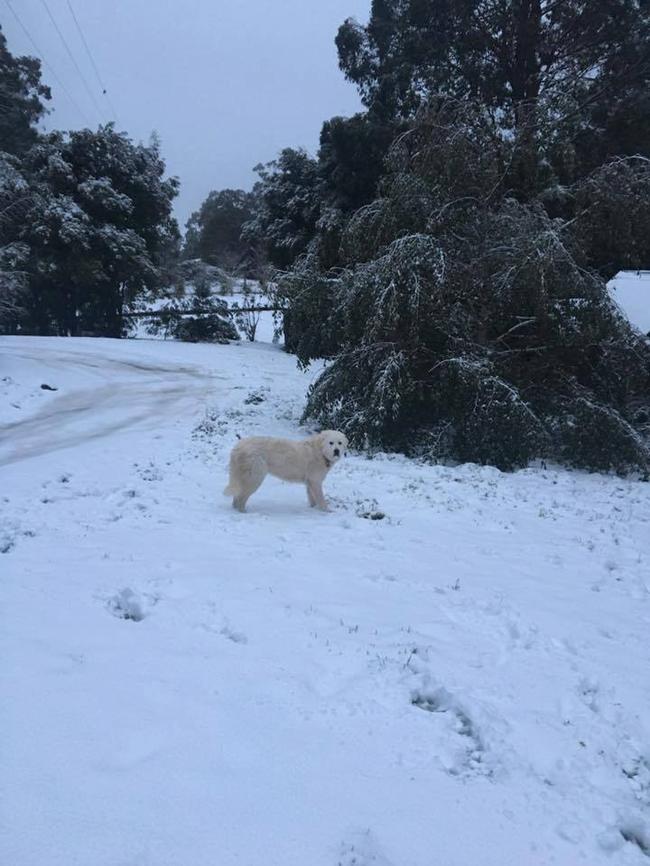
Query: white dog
[[223, 430, 348, 512]]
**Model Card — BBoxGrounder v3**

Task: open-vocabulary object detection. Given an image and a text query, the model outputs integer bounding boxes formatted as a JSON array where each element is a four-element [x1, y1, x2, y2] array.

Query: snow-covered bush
[[146, 295, 237, 343], [230, 280, 261, 341], [179, 259, 233, 296], [431, 362, 550, 471], [173, 313, 237, 344], [275, 254, 344, 359], [553, 399, 650, 475]]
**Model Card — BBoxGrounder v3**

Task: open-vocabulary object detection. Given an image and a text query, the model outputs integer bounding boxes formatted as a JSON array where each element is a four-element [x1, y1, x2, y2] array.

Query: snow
[[1, 333, 650, 866], [609, 271, 650, 335]]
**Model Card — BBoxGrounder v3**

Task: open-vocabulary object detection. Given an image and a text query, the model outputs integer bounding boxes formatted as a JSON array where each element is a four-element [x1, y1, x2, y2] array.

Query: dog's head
[[318, 430, 348, 466]]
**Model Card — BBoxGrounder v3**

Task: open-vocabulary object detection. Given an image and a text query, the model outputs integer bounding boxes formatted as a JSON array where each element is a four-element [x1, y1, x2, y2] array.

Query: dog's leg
[[233, 493, 248, 512], [306, 482, 317, 507], [311, 480, 330, 512], [233, 458, 266, 512]]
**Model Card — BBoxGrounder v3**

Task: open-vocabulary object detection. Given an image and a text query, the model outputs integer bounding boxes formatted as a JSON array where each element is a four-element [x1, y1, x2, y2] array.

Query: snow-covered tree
[[242, 148, 322, 270], [0, 30, 49, 331], [183, 188, 257, 273], [13, 126, 179, 336], [572, 157, 650, 279], [0, 26, 51, 157], [285, 105, 650, 473], [336, 1, 650, 188], [0, 153, 31, 330]]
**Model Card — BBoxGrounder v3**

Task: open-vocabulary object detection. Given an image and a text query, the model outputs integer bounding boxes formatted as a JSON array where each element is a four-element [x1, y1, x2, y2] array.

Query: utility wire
[[65, 0, 119, 124], [3, 0, 91, 126], [39, 0, 104, 121]]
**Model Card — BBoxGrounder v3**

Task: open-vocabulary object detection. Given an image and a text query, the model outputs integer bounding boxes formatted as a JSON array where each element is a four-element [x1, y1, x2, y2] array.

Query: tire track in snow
[[0, 347, 218, 466]]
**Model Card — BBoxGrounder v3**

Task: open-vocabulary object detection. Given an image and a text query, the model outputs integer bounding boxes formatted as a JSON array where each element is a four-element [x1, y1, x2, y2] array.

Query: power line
[[39, 0, 104, 122], [3, 0, 91, 126], [65, 0, 119, 124]]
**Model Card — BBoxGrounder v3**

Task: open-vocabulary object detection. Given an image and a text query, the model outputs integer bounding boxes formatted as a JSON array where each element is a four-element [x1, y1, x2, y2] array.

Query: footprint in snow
[[411, 684, 493, 778], [577, 676, 600, 713], [107, 588, 150, 622], [608, 818, 650, 858], [1, 525, 36, 554], [220, 625, 248, 644], [337, 829, 394, 866], [0, 533, 15, 554]]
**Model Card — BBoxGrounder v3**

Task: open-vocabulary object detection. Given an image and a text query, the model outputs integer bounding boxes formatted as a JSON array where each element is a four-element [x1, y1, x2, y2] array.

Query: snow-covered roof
[[608, 271, 650, 334]]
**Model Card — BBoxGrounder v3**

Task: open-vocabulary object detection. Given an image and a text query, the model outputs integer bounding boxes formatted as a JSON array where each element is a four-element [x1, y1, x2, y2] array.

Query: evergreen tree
[[284, 103, 650, 473], [318, 112, 397, 214], [241, 148, 322, 269], [336, 1, 650, 194], [0, 29, 50, 329], [183, 188, 256, 272], [0, 152, 30, 328], [13, 126, 179, 336], [0, 25, 51, 157], [572, 157, 650, 279]]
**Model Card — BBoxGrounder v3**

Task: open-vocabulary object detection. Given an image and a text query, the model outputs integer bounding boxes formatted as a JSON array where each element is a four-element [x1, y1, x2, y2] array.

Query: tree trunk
[[511, 0, 542, 197]]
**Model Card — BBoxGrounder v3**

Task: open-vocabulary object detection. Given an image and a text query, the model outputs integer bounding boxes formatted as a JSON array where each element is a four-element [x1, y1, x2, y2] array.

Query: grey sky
[[3, 0, 369, 227]]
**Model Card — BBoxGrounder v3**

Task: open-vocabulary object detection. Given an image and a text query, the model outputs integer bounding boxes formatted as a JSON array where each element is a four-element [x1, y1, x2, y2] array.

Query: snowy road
[[0, 341, 217, 465], [2, 336, 650, 866]]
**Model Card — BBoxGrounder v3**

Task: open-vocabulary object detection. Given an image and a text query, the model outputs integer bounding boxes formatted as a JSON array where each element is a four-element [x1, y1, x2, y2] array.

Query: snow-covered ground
[[1, 334, 650, 866]]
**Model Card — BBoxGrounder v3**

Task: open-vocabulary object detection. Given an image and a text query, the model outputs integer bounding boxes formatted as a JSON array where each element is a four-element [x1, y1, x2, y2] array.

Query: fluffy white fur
[[224, 430, 348, 512]]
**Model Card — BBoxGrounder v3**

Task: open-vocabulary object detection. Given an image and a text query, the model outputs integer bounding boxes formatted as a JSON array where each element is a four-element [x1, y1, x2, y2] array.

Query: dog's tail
[[223, 467, 240, 497], [224, 438, 242, 496]]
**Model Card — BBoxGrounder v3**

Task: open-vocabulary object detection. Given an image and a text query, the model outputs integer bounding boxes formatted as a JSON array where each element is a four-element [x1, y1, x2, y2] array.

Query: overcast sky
[[3, 0, 370, 227]]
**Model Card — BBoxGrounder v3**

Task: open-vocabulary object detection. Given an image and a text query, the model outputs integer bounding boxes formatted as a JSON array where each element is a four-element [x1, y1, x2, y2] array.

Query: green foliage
[[429, 362, 549, 471], [572, 158, 650, 280], [183, 189, 256, 273], [275, 254, 345, 360], [0, 152, 31, 329], [318, 113, 397, 214], [336, 1, 650, 200], [336, 2, 648, 129], [0, 26, 51, 158], [0, 30, 181, 338], [242, 148, 322, 270], [552, 399, 650, 475], [295, 109, 650, 473], [7, 126, 179, 336], [146, 295, 237, 343], [179, 259, 233, 295], [242, 117, 399, 273]]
